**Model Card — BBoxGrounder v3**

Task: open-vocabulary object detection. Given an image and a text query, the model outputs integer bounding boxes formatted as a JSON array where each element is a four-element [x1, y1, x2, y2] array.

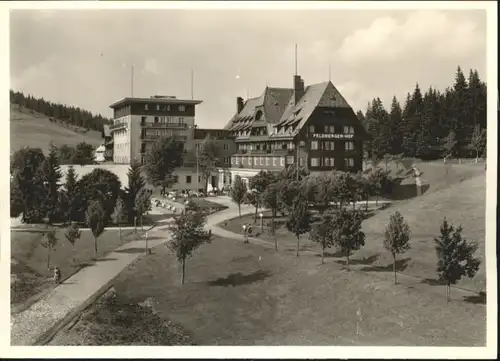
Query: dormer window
[[179, 105, 186, 112], [255, 110, 263, 121], [145, 104, 149, 111]]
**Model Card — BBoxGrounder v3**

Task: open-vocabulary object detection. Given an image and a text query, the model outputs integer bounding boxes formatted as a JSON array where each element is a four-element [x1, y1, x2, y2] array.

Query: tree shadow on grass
[[114, 247, 148, 254], [359, 257, 410, 272], [463, 291, 486, 305], [421, 278, 447, 286], [208, 270, 272, 287], [315, 250, 347, 258], [335, 254, 380, 266], [95, 257, 118, 262]]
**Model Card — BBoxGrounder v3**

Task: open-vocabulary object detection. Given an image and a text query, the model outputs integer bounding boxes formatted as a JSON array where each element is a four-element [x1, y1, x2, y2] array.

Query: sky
[[10, 7, 487, 128]]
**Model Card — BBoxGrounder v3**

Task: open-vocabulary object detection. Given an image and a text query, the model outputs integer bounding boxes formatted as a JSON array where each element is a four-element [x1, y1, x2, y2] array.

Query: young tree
[[135, 187, 152, 231], [383, 211, 411, 284], [267, 219, 280, 251], [64, 222, 82, 264], [36, 144, 63, 224], [331, 171, 354, 209], [42, 229, 58, 270], [231, 176, 247, 217], [434, 218, 481, 302], [244, 190, 260, 223], [73, 142, 95, 165], [111, 197, 125, 240], [63, 165, 81, 222], [333, 209, 366, 271], [85, 200, 106, 255], [262, 182, 281, 221], [198, 135, 221, 191], [247, 170, 276, 222], [310, 213, 334, 264], [468, 126, 486, 163], [124, 161, 146, 222], [10, 147, 46, 223], [143, 136, 183, 195], [285, 195, 312, 257], [167, 208, 212, 284], [440, 130, 457, 162]]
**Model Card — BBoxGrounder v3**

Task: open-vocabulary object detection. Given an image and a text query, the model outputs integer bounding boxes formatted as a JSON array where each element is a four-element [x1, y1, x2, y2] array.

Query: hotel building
[[109, 95, 202, 165], [223, 74, 368, 186]]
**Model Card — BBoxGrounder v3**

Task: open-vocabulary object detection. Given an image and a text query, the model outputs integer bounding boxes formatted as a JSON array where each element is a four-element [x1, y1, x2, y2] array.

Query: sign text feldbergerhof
[[313, 133, 354, 139]]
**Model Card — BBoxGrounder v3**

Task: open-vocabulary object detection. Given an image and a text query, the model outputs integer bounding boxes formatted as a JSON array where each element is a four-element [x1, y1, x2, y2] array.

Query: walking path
[[9, 197, 254, 346]]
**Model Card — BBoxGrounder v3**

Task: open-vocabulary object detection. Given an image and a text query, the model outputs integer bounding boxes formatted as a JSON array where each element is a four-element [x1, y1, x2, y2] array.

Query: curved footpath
[[10, 196, 478, 345], [9, 197, 255, 346]]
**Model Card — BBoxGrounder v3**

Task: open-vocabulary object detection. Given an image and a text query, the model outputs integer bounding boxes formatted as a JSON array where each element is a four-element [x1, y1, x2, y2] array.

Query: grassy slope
[[55, 237, 485, 346], [358, 172, 486, 293], [10, 106, 103, 155]]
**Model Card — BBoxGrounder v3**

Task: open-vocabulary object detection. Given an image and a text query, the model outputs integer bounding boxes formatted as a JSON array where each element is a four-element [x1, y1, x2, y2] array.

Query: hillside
[[10, 106, 104, 155], [357, 172, 486, 293]]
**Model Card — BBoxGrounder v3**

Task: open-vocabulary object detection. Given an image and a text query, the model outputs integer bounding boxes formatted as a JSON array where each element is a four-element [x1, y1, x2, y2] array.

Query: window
[[231, 157, 234, 165], [280, 157, 285, 166], [179, 105, 186, 111], [345, 141, 355, 151], [167, 105, 171, 111], [173, 175, 179, 183], [224, 143, 229, 150], [154, 117, 159, 124], [178, 117, 184, 124], [329, 125, 335, 133], [260, 157, 264, 166], [241, 157, 245, 165], [324, 125, 329, 133], [266, 157, 270, 165], [254, 157, 258, 166], [346, 158, 355, 167], [141, 116, 146, 125], [156, 105, 160, 111], [311, 141, 318, 150], [344, 126, 354, 134], [145, 104, 149, 111], [299, 158, 304, 166], [286, 156, 294, 164], [224, 157, 229, 164], [324, 158, 330, 167], [311, 158, 320, 167], [198, 175, 201, 183], [236, 157, 240, 165], [273, 157, 277, 166], [186, 175, 192, 184], [309, 125, 315, 133]]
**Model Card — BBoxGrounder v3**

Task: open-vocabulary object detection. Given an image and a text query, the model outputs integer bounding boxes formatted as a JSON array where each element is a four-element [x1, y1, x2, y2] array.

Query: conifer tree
[[124, 161, 146, 222]]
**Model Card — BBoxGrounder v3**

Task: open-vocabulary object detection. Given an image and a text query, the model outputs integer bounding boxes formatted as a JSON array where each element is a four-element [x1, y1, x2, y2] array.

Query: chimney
[[237, 96, 244, 113], [294, 75, 305, 105]]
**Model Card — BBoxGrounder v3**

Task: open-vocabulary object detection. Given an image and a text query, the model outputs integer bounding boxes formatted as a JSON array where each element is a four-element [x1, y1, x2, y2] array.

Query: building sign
[[313, 133, 354, 140]]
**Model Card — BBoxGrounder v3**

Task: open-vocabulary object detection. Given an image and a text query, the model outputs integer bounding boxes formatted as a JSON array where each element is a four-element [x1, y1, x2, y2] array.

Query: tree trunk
[[346, 253, 350, 271], [254, 206, 258, 223], [475, 150, 479, 163], [145, 233, 149, 254], [181, 258, 186, 285], [72, 244, 76, 265], [296, 236, 300, 257], [47, 244, 51, 270], [321, 246, 325, 264], [375, 194, 379, 206], [119, 224, 122, 241], [274, 235, 278, 251], [94, 235, 97, 255], [134, 217, 137, 233], [393, 253, 397, 284], [447, 283, 450, 302], [238, 204, 241, 218], [365, 198, 368, 211], [141, 215, 143, 231]]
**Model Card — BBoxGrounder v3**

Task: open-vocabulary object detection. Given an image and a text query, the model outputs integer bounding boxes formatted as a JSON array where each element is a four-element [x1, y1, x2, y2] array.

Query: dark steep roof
[[225, 78, 365, 140]]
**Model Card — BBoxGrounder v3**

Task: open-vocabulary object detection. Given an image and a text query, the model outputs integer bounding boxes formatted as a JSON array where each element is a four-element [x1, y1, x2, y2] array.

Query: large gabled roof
[[226, 77, 365, 140]]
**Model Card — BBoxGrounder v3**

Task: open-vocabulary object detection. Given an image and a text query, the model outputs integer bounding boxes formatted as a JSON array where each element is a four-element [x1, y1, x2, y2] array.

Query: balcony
[[110, 122, 127, 131], [141, 134, 188, 142], [141, 122, 188, 129]]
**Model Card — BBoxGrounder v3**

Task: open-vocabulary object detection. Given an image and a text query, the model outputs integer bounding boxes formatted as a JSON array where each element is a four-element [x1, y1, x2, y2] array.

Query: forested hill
[[358, 66, 487, 161], [10, 90, 111, 133]]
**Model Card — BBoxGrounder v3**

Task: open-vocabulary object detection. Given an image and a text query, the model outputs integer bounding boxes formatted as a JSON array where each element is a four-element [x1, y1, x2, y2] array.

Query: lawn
[[10, 227, 143, 309], [220, 173, 486, 294], [51, 236, 486, 346]]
